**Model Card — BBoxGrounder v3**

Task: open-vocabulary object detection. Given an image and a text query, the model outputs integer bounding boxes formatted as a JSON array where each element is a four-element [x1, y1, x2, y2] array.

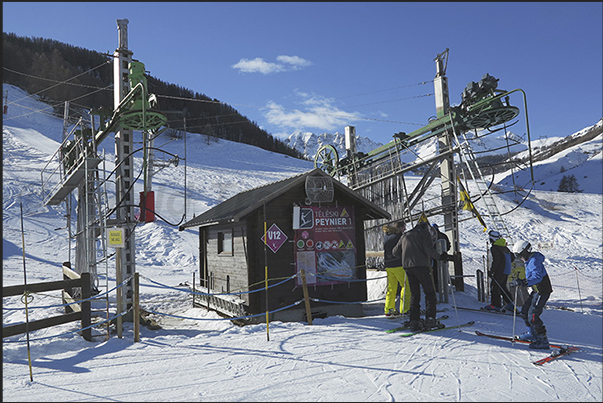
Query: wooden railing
[[3, 264, 92, 341]]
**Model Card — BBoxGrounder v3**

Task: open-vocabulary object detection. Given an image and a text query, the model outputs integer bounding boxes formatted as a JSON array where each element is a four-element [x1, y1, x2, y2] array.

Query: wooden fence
[[3, 264, 92, 341]]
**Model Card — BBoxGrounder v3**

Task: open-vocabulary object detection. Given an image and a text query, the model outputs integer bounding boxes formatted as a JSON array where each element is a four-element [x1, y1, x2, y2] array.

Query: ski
[[398, 321, 475, 337], [386, 315, 449, 333], [533, 346, 581, 366], [475, 331, 565, 349], [385, 308, 448, 319], [452, 305, 519, 316]]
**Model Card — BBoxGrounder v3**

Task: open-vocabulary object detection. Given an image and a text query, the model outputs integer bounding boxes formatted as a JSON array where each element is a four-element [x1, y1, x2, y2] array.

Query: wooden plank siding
[[205, 224, 250, 303]]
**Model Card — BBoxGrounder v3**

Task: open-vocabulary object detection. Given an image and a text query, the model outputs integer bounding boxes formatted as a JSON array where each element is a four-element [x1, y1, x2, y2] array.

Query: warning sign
[[107, 228, 125, 248]]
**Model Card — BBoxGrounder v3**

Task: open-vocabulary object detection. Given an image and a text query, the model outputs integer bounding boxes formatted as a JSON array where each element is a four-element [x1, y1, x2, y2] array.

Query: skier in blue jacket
[[512, 240, 553, 349]]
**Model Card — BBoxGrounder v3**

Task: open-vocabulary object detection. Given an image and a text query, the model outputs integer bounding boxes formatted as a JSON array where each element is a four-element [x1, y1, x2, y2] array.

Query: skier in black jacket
[[393, 222, 446, 331], [484, 230, 515, 312]]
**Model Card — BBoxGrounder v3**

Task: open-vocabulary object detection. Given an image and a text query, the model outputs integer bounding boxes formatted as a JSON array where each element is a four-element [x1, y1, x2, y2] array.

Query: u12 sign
[[261, 223, 288, 253]]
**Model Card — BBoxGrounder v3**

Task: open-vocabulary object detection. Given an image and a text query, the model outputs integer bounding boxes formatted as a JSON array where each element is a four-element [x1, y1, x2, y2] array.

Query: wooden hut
[[179, 168, 390, 322]]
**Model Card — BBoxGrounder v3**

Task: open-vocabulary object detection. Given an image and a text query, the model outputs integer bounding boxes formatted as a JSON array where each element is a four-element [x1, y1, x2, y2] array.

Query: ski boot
[[385, 309, 401, 317], [529, 332, 550, 350], [516, 326, 535, 342], [424, 317, 444, 330], [409, 320, 425, 332]]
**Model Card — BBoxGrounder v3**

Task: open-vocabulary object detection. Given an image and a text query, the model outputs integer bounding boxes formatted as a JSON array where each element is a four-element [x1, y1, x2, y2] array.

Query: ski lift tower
[[113, 19, 136, 309], [433, 49, 463, 290]]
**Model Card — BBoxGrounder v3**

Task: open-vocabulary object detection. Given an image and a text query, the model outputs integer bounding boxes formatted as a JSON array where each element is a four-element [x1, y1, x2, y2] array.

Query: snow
[[3, 83, 602, 401]]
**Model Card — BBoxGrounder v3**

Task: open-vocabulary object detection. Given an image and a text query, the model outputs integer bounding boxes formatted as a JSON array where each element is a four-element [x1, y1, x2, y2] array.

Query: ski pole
[[20, 201, 34, 382], [574, 266, 584, 313], [512, 275, 518, 344]]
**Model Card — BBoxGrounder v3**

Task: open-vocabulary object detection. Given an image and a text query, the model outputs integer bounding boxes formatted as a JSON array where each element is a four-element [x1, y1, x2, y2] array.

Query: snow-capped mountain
[[284, 130, 384, 160]]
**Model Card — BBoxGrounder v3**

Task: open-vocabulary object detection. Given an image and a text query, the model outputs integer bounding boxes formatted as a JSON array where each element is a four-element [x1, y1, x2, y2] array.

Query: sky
[[2, 82, 602, 401], [2, 2, 602, 146]]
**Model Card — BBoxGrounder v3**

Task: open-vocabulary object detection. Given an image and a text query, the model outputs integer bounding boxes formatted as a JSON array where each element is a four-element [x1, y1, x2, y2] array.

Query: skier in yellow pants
[[383, 222, 411, 316], [385, 266, 411, 316]]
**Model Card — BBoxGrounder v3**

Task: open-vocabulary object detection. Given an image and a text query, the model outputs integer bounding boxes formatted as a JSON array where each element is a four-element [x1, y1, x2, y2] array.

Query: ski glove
[[512, 278, 528, 287]]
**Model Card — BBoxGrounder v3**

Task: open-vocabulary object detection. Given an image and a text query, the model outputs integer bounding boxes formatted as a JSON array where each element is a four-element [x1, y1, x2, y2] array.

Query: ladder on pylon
[[88, 149, 112, 339], [451, 125, 512, 245]]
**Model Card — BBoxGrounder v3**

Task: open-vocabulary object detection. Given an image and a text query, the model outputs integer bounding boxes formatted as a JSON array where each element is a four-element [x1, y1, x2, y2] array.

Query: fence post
[[301, 269, 313, 325], [192, 271, 195, 307], [134, 272, 140, 342], [80, 272, 92, 341]]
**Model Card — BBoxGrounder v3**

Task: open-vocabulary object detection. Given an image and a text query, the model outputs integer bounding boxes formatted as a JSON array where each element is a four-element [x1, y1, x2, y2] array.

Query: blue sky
[[3, 2, 602, 145]]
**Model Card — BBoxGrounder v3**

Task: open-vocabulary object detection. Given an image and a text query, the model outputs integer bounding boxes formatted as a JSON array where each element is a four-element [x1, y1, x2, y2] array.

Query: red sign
[[261, 223, 288, 253]]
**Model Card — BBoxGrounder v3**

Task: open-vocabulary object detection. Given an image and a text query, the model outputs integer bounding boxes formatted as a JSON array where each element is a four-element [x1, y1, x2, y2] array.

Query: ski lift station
[[37, 20, 535, 329], [179, 168, 390, 323]]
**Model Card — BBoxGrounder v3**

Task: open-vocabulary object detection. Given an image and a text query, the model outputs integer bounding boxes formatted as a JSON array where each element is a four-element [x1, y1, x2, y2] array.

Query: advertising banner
[[294, 206, 356, 286]]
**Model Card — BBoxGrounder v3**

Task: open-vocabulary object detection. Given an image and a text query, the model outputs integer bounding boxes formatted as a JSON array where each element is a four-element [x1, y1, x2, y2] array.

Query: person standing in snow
[[392, 221, 446, 331], [512, 240, 553, 349], [383, 221, 411, 317], [484, 230, 515, 312], [430, 223, 450, 290]]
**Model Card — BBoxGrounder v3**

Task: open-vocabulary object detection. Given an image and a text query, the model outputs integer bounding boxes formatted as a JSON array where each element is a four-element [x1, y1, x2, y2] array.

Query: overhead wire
[[333, 80, 434, 100], [3, 60, 112, 106], [5, 64, 434, 131]]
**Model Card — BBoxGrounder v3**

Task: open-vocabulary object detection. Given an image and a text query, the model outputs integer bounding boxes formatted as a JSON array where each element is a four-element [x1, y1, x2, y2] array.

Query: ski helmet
[[512, 240, 531, 256], [488, 230, 502, 243]]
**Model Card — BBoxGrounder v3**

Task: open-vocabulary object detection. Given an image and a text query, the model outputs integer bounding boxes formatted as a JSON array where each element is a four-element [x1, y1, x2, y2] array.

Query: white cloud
[[232, 58, 285, 74], [232, 55, 312, 74], [264, 92, 360, 132], [276, 55, 312, 70]]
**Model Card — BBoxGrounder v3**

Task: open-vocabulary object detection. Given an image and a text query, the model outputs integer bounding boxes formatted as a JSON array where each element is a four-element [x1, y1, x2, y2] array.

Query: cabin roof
[[179, 168, 390, 230]]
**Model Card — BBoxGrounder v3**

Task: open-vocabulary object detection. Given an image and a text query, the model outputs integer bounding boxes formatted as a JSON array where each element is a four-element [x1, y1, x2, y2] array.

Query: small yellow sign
[[107, 228, 125, 248]]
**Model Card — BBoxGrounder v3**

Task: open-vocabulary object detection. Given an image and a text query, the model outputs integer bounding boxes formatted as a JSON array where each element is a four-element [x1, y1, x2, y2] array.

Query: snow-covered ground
[[3, 83, 602, 401]]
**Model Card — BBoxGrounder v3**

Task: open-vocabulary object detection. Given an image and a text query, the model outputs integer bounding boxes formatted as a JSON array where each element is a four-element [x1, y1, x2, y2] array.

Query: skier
[[382, 221, 411, 317], [484, 230, 515, 312], [512, 240, 553, 349], [430, 223, 451, 290], [392, 221, 446, 331]]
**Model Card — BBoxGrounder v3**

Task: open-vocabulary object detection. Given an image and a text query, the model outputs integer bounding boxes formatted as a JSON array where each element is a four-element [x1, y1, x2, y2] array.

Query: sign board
[[107, 228, 125, 248], [261, 223, 288, 253], [294, 206, 356, 286]]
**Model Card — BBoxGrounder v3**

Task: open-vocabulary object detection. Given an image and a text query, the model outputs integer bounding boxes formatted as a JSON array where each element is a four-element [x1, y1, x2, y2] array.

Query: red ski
[[533, 346, 581, 366], [474, 331, 580, 365], [475, 330, 564, 349]]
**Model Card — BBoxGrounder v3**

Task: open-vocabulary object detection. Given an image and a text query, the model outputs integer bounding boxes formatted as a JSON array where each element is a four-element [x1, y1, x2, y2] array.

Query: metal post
[[134, 272, 140, 342], [434, 49, 463, 292], [436, 238, 449, 303], [114, 19, 136, 310], [115, 248, 123, 339], [345, 126, 357, 187]]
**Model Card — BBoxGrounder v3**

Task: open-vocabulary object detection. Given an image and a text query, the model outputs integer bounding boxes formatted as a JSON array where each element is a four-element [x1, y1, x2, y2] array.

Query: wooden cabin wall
[[204, 223, 251, 305], [245, 189, 370, 315]]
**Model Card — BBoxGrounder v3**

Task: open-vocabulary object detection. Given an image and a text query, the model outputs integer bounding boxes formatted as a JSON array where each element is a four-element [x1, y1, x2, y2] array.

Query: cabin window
[[218, 230, 233, 255]]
